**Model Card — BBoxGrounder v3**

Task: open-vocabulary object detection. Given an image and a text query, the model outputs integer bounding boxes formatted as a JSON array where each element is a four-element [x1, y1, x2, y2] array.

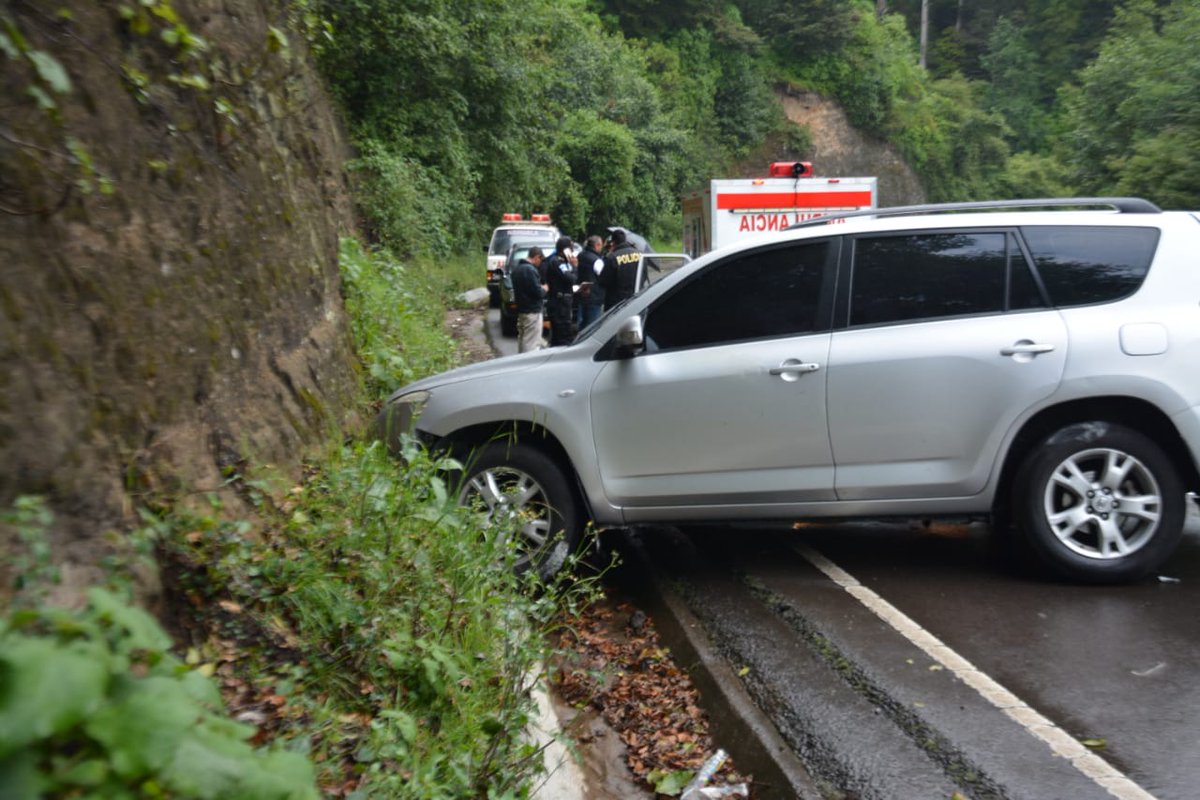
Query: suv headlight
[[375, 390, 430, 453]]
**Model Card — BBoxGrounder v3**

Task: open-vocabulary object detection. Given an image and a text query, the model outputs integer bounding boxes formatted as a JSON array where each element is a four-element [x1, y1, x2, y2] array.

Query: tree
[[1062, 0, 1200, 205], [919, 0, 929, 68], [556, 112, 639, 232], [980, 16, 1048, 151], [736, 0, 859, 60]]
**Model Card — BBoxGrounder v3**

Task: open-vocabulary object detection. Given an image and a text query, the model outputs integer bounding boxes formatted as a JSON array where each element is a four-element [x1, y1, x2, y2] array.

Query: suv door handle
[[1000, 342, 1056, 356], [769, 361, 821, 376]]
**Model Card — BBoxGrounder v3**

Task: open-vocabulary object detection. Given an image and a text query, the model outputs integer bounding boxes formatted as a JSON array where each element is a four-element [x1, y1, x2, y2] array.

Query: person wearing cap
[[512, 246, 547, 352], [543, 235, 578, 346], [599, 227, 642, 310]]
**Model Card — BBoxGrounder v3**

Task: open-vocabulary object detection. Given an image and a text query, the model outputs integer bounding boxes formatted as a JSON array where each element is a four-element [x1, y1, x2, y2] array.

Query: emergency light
[[501, 213, 523, 221], [768, 161, 813, 178]]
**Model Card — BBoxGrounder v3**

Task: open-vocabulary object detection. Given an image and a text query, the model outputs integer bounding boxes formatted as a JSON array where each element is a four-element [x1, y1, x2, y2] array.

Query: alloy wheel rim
[[460, 466, 554, 567], [1042, 447, 1162, 560]]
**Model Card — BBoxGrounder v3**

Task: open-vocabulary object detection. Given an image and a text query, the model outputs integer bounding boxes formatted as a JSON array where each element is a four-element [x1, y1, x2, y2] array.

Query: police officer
[[599, 228, 642, 310], [543, 236, 578, 346], [575, 235, 606, 327]]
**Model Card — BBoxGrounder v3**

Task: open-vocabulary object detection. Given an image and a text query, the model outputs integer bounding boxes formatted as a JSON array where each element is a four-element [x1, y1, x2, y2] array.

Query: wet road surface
[[630, 520, 1200, 800]]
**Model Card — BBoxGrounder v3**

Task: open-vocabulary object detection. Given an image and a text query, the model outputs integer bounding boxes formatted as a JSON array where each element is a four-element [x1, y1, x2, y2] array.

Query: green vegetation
[[339, 238, 458, 397], [2, 241, 602, 798], [314, 0, 1200, 261], [0, 585, 318, 800]]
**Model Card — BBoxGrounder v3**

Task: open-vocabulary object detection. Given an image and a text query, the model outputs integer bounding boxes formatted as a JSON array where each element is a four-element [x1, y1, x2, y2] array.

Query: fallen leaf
[[649, 768, 694, 795]]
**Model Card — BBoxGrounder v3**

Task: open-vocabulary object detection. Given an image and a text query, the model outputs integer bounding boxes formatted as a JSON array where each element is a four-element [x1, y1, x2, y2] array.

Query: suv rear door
[[827, 228, 1068, 501]]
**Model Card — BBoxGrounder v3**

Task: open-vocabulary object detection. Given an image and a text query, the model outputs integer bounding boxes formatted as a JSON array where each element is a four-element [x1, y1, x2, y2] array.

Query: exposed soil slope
[[1, 2, 357, 596]]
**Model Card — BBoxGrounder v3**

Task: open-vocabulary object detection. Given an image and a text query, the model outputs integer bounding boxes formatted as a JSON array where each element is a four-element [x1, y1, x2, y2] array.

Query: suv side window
[[644, 240, 832, 351], [1022, 226, 1159, 307], [849, 232, 1028, 327]]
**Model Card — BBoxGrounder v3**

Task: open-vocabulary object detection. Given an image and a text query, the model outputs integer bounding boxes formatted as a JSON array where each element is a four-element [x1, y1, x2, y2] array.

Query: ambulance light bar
[[768, 161, 813, 178], [499, 213, 554, 224]]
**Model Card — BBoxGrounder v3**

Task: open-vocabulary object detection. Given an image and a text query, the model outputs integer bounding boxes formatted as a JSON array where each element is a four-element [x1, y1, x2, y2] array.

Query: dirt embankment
[[779, 87, 927, 207], [1, 1, 358, 597]]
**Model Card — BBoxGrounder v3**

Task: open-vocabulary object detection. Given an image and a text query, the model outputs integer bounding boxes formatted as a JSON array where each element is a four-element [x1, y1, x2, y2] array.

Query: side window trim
[[1009, 230, 1052, 310]]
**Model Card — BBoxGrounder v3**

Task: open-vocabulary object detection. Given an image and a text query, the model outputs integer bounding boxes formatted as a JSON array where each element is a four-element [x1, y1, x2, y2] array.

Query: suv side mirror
[[613, 315, 645, 358]]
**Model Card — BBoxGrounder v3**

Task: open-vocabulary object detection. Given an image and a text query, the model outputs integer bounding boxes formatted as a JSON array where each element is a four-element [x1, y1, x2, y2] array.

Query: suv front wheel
[[1012, 422, 1186, 583], [457, 441, 582, 580]]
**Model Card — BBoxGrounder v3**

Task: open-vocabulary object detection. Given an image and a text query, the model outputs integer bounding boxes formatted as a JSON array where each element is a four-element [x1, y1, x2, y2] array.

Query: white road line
[[791, 542, 1157, 800]]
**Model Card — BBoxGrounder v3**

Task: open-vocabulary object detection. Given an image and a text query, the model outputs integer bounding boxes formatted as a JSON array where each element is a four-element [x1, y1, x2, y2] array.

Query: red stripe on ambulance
[[716, 190, 875, 210]]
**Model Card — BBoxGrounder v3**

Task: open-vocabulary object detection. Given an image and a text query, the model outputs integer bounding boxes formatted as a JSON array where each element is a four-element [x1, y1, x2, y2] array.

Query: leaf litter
[[552, 591, 752, 797]]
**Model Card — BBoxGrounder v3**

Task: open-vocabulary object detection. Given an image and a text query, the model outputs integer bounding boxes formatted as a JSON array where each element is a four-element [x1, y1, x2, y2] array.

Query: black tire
[[488, 286, 500, 308], [500, 309, 517, 338], [1011, 422, 1185, 583], [456, 441, 582, 580]]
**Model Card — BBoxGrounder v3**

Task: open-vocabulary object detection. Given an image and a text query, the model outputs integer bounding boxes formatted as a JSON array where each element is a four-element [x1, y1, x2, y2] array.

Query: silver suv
[[379, 199, 1200, 583]]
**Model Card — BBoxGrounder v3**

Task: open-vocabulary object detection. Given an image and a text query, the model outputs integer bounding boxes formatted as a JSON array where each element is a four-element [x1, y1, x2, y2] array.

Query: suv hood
[[385, 349, 555, 401]]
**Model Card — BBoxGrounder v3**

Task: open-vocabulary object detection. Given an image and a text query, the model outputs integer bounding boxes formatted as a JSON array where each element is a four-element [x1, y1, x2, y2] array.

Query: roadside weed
[[160, 440, 601, 796], [339, 237, 458, 398]]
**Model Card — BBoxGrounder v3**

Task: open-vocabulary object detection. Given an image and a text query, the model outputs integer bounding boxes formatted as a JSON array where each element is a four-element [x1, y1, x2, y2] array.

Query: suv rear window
[[1022, 226, 1159, 307], [850, 232, 1010, 326]]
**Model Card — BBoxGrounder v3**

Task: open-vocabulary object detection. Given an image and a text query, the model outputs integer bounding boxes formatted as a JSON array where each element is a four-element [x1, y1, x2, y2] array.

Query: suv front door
[[827, 229, 1068, 501], [590, 240, 838, 511]]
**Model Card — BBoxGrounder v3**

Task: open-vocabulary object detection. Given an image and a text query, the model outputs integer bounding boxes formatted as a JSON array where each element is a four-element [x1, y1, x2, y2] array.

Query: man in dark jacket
[[512, 247, 547, 352], [575, 235, 606, 327], [599, 228, 642, 310], [543, 236, 578, 346]]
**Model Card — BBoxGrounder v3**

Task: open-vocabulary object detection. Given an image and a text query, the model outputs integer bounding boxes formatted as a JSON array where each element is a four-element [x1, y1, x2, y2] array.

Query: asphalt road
[[485, 306, 1200, 799], [486, 306, 519, 356], [631, 519, 1200, 800]]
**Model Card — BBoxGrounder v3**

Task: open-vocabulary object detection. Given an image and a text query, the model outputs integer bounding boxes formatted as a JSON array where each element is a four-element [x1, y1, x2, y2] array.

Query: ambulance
[[681, 162, 877, 257], [484, 213, 560, 306]]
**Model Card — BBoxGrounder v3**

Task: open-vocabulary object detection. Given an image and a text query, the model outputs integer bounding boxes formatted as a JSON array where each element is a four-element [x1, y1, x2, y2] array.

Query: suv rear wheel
[[457, 441, 581, 580], [1012, 422, 1185, 583]]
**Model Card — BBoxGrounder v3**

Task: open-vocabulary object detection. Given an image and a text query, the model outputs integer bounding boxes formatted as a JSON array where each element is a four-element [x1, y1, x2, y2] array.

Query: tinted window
[[644, 241, 830, 350], [850, 233, 1008, 326], [1022, 226, 1158, 307]]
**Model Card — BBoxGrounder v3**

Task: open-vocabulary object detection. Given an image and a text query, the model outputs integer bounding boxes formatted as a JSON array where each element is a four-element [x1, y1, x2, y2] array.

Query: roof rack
[[786, 197, 1162, 230]]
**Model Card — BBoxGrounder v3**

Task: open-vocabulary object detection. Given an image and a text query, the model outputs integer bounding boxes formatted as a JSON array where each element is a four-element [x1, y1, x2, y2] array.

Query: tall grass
[[160, 438, 597, 798]]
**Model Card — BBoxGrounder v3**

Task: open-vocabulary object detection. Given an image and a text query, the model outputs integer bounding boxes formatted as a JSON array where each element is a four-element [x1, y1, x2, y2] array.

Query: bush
[[0, 587, 318, 800], [348, 139, 471, 258], [155, 437, 601, 798], [338, 237, 458, 400]]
